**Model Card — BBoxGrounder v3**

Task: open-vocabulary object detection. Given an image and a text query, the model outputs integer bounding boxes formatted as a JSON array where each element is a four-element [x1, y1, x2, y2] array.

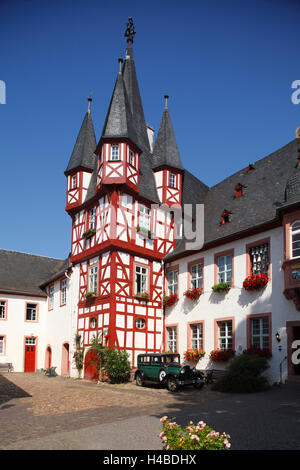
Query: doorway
[[24, 337, 36, 372], [45, 346, 52, 369], [61, 342, 70, 376]]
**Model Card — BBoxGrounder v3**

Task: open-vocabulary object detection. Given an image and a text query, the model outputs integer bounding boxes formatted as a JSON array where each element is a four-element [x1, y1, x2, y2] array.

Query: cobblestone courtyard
[[1, 372, 300, 450]]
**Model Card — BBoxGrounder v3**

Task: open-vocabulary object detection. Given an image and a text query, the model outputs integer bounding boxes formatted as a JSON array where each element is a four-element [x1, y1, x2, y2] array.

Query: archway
[[45, 346, 52, 369]]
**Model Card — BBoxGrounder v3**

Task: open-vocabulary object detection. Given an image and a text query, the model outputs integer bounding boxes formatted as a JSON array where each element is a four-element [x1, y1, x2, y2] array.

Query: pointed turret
[[65, 99, 97, 211], [153, 96, 183, 207], [153, 95, 183, 170]]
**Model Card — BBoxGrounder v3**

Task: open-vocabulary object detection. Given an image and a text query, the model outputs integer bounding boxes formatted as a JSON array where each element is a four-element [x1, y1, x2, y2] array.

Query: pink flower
[[162, 436, 168, 442], [166, 445, 170, 450], [160, 416, 168, 423], [191, 435, 200, 441], [225, 443, 231, 449], [159, 432, 165, 439], [198, 421, 206, 428]]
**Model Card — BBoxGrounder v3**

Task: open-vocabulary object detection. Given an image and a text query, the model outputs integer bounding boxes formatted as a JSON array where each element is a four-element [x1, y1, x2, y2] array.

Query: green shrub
[[211, 354, 270, 393], [104, 347, 131, 383]]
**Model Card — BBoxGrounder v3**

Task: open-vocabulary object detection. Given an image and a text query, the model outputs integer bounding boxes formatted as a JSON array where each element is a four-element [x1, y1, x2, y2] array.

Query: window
[[60, 279, 67, 306], [291, 221, 300, 258], [167, 270, 178, 295], [90, 317, 97, 329], [169, 173, 176, 188], [217, 254, 232, 284], [249, 243, 269, 275], [89, 207, 96, 230], [25, 337, 36, 345], [129, 149, 135, 166], [139, 205, 151, 230], [111, 144, 119, 161], [190, 323, 203, 350], [190, 263, 203, 289], [167, 326, 177, 352], [250, 317, 270, 349], [0, 336, 4, 354], [221, 210, 230, 225], [26, 304, 37, 321], [135, 265, 148, 294], [89, 265, 98, 294], [0, 301, 6, 320], [49, 285, 54, 310], [135, 318, 145, 329], [217, 320, 233, 350], [235, 183, 243, 198], [71, 174, 77, 189]]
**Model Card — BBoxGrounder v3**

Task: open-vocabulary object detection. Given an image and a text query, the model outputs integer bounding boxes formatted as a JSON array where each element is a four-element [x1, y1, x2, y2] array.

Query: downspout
[[161, 259, 165, 353]]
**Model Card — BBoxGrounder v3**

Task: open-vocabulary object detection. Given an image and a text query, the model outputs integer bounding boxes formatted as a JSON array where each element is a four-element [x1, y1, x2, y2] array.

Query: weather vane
[[125, 17, 136, 43]]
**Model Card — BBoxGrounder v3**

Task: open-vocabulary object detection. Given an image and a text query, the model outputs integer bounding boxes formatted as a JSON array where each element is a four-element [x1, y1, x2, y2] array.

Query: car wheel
[[136, 372, 144, 387], [167, 377, 179, 392], [193, 382, 204, 390], [158, 369, 167, 383]]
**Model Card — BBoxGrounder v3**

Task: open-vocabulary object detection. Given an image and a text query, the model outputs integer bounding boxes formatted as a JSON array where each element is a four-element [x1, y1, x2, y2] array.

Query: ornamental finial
[[125, 17, 136, 43]]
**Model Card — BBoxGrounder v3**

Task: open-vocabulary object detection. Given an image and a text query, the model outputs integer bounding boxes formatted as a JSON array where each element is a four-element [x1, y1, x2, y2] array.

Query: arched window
[[291, 221, 300, 258]]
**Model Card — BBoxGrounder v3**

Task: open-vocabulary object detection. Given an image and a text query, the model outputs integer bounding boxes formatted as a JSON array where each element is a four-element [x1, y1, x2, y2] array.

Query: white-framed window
[[190, 323, 203, 350], [60, 279, 67, 306], [217, 254, 232, 284], [291, 221, 300, 258], [0, 336, 4, 354], [135, 318, 145, 329], [190, 263, 203, 289], [167, 270, 178, 295], [90, 317, 97, 329], [249, 243, 269, 275], [129, 149, 135, 166], [0, 301, 6, 320], [111, 144, 119, 161], [217, 320, 233, 350], [135, 265, 148, 294], [250, 317, 269, 349], [89, 265, 98, 293], [139, 205, 151, 231], [169, 172, 176, 188], [26, 303, 37, 321], [89, 207, 96, 230], [49, 285, 54, 310], [71, 174, 77, 189], [167, 326, 177, 352]]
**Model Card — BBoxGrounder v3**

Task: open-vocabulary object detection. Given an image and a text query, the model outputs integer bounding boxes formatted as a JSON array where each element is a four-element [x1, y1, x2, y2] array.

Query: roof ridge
[[0, 249, 64, 261]]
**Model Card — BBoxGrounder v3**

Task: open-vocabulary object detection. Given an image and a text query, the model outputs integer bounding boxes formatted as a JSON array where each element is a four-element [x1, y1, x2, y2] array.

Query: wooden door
[[25, 339, 36, 372]]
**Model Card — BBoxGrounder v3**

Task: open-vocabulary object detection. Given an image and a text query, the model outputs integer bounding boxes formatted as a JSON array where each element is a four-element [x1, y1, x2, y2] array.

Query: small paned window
[[26, 304, 37, 321], [60, 279, 67, 306], [89, 265, 98, 294], [217, 321, 233, 350], [89, 207, 96, 230], [167, 327, 177, 352], [217, 255, 232, 284], [0, 301, 6, 319], [250, 317, 269, 349], [139, 205, 151, 230], [190, 263, 203, 289], [167, 270, 178, 295], [135, 265, 148, 295], [49, 286, 54, 310], [111, 144, 119, 161], [0, 336, 4, 354], [169, 173, 176, 188], [291, 221, 300, 258], [190, 323, 203, 350]]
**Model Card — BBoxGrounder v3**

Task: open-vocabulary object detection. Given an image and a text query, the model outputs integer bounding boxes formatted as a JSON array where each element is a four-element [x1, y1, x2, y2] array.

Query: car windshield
[[163, 355, 180, 364]]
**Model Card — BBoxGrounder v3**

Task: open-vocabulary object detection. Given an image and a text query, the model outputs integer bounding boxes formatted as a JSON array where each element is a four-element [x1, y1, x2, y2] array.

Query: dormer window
[[247, 164, 255, 173], [169, 172, 176, 188], [221, 210, 230, 225], [235, 183, 243, 198], [129, 149, 135, 166], [71, 174, 77, 189], [111, 144, 119, 161]]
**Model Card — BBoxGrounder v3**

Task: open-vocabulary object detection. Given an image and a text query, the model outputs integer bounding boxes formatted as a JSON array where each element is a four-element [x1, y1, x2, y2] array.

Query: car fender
[[134, 369, 145, 380]]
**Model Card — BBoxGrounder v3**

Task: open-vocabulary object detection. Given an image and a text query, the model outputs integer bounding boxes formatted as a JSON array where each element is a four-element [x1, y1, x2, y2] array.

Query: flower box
[[184, 287, 203, 300], [209, 349, 235, 362], [136, 226, 153, 239], [82, 229, 96, 239], [135, 292, 149, 301], [163, 293, 178, 308], [211, 282, 231, 293], [242, 347, 272, 359], [243, 273, 269, 291], [184, 349, 205, 361], [85, 291, 97, 299]]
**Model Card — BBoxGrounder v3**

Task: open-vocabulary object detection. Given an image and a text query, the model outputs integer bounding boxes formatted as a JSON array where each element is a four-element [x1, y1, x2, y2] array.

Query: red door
[[25, 340, 36, 372], [84, 350, 99, 381]]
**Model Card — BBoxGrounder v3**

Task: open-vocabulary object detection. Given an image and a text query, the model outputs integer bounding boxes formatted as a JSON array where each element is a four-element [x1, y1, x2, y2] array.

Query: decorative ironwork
[[250, 243, 269, 275], [125, 17, 136, 43]]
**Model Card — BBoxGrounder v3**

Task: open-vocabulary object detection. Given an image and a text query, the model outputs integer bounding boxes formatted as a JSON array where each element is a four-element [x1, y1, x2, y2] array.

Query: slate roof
[[166, 138, 300, 260], [152, 106, 183, 170], [65, 110, 97, 174], [0, 250, 66, 296]]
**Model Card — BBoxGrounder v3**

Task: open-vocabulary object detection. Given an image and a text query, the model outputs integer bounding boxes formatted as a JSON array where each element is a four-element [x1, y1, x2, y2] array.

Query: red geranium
[[184, 349, 205, 361], [184, 287, 203, 300], [163, 294, 178, 307], [209, 349, 235, 362], [242, 346, 272, 359], [243, 273, 269, 291]]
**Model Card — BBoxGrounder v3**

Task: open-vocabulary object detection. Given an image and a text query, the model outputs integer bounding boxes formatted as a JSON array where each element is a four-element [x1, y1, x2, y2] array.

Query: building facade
[[1, 19, 300, 383]]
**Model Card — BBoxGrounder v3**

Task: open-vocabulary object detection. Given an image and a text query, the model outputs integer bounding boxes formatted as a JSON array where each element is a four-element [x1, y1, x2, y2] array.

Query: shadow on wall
[[0, 374, 31, 408]]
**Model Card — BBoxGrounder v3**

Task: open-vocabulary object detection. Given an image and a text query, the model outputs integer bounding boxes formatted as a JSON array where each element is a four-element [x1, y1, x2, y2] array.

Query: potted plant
[[211, 282, 231, 293], [184, 349, 205, 361], [243, 273, 269, 291], [209, 349, 235, 362], [136, 291, 149, 300], [163, 293, 178, 308], [82, 228, 96, 239], [184, 287, 203, 300], [85, 291, 97, 298], [73, 348, 84, 378]]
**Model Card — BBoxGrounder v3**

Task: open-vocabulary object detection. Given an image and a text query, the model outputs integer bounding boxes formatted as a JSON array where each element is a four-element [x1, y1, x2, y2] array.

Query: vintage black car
[[134, 353, 204, 392]]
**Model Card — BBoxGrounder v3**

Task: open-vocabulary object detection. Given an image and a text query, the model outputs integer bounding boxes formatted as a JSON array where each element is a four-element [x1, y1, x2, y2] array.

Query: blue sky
[[1, 0, 300, 259]]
